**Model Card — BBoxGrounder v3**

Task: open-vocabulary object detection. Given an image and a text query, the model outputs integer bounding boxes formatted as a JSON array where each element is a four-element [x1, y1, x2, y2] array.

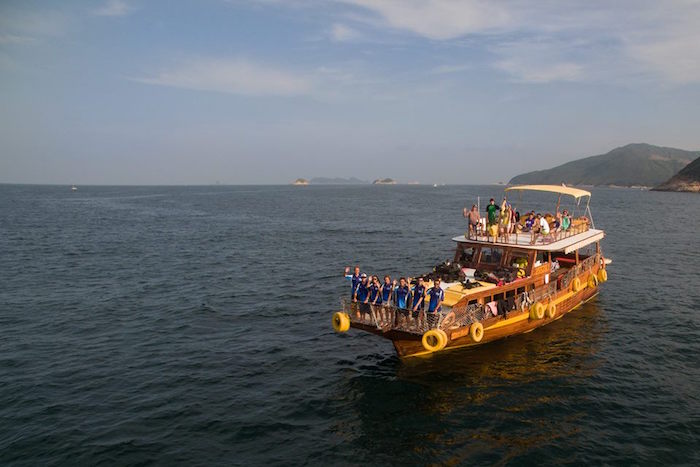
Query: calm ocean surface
[[1, 184, 699, 465]]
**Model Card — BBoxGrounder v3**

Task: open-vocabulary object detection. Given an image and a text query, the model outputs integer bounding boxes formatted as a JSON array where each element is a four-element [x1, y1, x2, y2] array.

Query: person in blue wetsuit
[[426, 278, 445, 327], [354, 274, 370, 317], [344, 266, 362, 299], [411, 277, 426, 319]]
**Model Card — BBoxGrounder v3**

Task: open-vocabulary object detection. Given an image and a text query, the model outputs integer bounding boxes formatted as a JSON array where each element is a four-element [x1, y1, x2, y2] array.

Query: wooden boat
[[332, 185, 610, 358]]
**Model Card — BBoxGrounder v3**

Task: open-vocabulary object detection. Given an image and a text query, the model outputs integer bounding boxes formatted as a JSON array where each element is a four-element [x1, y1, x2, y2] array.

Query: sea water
[[1, 184, 699, 464]]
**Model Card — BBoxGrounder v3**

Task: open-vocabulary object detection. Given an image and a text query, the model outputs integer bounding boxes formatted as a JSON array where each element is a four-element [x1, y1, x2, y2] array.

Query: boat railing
[[339, 298, 488, 335], [466, 219, 590, 247], [532, 281, 557, 302]]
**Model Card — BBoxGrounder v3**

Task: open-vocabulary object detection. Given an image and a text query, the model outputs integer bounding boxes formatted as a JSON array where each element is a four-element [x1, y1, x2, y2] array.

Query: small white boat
[[71, 185, 77, 191]]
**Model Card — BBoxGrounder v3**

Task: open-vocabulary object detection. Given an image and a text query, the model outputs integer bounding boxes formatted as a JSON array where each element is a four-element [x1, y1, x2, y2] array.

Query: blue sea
[[1, 184, 699, 465]]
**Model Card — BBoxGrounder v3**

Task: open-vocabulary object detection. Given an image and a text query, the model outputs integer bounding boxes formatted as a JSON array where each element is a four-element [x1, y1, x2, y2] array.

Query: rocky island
[[373, 178, 397, 185], [652, 156, 700, 192]]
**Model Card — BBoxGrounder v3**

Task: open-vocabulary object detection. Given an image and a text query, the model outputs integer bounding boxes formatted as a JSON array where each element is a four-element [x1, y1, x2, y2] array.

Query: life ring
[[441, 311, 456, 329], [422, 329, 448, 352], [530, 302, 545, 320], [573, 277, 582, 292], [332, 312, 350, 333], [598, 269, 608, 283], [546, 302, 557, 319], [470, 322, 484, 342]]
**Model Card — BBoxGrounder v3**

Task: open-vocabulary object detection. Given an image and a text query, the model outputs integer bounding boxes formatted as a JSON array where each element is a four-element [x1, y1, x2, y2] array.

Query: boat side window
[[480, 247, 503, 266], [535, 251, 547, 266], [458, 246, 475, 265]]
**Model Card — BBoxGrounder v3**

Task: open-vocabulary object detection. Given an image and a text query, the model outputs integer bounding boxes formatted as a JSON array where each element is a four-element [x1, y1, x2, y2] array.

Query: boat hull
[[391, 286, 598, 358], [347, 272, 602, 358]]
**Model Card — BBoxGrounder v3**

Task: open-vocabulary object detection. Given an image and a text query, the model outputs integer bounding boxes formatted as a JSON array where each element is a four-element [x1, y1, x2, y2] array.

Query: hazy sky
[[2, 0, 700, 184]]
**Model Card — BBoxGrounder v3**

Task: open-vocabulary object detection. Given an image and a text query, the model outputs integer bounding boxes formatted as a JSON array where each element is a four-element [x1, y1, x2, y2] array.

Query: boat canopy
[[505, 184, 591, 199]]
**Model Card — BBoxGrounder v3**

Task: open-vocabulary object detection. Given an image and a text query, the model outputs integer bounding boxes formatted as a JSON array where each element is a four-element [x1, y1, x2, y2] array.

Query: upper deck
[[453, 228, 605, 254]]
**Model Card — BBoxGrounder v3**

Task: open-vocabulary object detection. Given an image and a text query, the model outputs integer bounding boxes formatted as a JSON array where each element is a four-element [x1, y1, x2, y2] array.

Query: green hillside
[[509, 144, 698, 187], [653, 156, 700, 192]]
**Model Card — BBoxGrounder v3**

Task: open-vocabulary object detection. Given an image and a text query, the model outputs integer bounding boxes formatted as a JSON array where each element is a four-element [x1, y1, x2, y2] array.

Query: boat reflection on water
[[334, 299, 606, 464]]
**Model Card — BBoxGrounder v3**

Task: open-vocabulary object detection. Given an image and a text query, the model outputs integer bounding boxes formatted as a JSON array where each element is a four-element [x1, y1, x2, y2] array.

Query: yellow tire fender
[[332, 312, 350, 333], [546, 302, 557, 319], [530, 302, 545, 320], [598, 269, 608, 283], [588, 273, 599, 289], [470, 322, 484, 342], [422, 329, 447, 352], [573, 277, 582, 292]]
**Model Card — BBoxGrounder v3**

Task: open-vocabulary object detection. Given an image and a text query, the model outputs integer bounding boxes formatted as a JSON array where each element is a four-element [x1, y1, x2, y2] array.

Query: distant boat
[[71, 185, 77, 191]]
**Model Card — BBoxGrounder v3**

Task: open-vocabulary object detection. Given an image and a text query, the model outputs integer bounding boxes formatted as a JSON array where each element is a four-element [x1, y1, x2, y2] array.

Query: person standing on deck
[[344, 266, 362, 300], [411, 277, 427, 328], [425, 278, 445, 327], [394, 278, 411, 326], [354, 274, 370, 318], [379, 276, 394, 323], [486, 198, 500, 243], [381, 276, 393, 306], [369, 275, 382, 315], [463, 204, 481, 239]]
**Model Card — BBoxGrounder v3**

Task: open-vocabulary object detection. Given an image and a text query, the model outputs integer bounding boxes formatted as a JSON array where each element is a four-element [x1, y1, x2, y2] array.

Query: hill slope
[[509, 144, 698, 187], [653, 156, 700, 192]]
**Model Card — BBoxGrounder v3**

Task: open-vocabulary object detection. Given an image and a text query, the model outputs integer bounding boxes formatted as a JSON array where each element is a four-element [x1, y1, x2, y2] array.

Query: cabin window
[[509, 250, 530, 271], [535, 251, 547, 266], [480, 247, 503, 265], [457, 246, 475, 265]]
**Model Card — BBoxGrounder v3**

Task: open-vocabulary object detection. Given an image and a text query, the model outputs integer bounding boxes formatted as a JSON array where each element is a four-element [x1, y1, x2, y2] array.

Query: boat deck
[[453, 228, 605, 253]]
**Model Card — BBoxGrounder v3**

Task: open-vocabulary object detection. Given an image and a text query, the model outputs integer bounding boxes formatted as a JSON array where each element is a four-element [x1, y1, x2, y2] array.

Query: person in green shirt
[[486, 198, 501, 242]]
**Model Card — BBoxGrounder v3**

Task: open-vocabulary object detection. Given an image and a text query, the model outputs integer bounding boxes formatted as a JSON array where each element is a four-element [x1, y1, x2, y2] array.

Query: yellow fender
[[422, 329, 448, 352], [530, 302, 545, 320], [546, 302, 557, 319], [470, 322, 484, 342], [598, 269, 608, 283], [573, 277, 582, 292], [332, 312, 350, 333], [588, 273, 599, 289]]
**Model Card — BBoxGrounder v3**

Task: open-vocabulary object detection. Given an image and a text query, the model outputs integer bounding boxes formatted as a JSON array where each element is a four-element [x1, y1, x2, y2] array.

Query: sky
[[1, 0, 700, 185]]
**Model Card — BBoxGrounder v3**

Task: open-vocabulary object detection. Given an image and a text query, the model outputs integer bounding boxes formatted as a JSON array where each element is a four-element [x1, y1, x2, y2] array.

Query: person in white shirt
[[530, 213, 550, 244]]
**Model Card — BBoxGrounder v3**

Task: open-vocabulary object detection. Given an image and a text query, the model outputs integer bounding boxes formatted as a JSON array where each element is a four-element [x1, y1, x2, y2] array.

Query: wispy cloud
[[93, 0, 133, 17], [134, 58, 312, 96], [329, 0, 700, 84], [330, 23, 361, 42], [338, 0, 511, 40], [0, 34, 36, 45]]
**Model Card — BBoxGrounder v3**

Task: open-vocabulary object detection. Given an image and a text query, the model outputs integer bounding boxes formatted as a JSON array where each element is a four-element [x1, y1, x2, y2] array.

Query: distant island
[[292, 178, 309, 185], [309, 177, 369, 185], [653, 156, 700, 192], [509, 143, 698, 187], [373, 178, 396, 185]]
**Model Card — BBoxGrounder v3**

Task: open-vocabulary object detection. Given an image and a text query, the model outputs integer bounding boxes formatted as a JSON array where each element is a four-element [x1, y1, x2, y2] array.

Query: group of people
[[343, 266, 444, 326], [463, 198, 573, 244]]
